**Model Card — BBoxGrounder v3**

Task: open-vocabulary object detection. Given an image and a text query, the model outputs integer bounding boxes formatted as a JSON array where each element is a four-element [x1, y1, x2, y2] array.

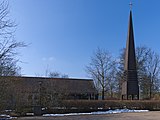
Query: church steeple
[[121, 9, 139, 100], [125, 10, 137, 71]]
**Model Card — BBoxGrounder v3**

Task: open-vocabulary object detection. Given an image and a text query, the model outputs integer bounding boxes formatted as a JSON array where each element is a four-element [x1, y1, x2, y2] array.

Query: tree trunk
[[102, 88, 105, 100], [149, 77, 152, 100], [150, 81, 152, 100]]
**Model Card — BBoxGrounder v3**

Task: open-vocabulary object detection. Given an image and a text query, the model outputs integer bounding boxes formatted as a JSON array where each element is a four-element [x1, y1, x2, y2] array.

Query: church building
[[0, 76, 98, 109]]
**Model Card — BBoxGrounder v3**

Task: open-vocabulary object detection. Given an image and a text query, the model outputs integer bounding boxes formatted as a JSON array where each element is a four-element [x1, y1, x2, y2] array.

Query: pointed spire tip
[[129, 1, 133, 11]]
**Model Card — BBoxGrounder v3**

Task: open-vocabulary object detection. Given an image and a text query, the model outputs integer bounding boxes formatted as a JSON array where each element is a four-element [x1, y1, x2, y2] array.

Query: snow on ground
[[43, 109, 149, 117], [0, 114, 17, 119]]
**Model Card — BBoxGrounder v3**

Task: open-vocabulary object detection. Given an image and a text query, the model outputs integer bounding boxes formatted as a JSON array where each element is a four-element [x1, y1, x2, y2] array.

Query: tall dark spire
[[121, 10, 139, 100], [125, 11, 136, 71]]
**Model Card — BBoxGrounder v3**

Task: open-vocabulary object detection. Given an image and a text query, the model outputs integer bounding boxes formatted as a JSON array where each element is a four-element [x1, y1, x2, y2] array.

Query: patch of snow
[[0, 114, 11, 118], [0, 114, 17, 119], [71, 107, 78, 109], [43, 109, 149, 117], [26, 113, 34, 116], [52, 107, 66, 109], [43, 114, 65, 117], [4, 110, 12, 112], [10, 116, 17, 119]]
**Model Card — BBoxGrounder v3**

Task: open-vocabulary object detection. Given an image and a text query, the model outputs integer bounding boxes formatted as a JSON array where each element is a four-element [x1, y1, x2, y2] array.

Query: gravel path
[[17, 111, 160, 120]]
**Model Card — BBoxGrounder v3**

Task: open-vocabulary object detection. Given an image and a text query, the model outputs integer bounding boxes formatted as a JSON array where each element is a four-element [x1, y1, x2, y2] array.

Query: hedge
[[58, 100, 160, 111], [18, 100, 160, 114]]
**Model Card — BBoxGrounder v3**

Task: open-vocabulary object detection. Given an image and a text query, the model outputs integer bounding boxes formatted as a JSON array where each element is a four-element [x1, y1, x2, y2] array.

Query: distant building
[[0, 76, 98, 109]]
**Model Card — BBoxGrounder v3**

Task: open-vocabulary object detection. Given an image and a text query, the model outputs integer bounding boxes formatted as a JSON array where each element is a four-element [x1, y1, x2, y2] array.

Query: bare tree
[[107, 63, 118, 98], [86, 48, 116, 100], [47, 70, 69, 78], [0, 0, 26, 110], [116, 48, 125, 98], [144, 50, 160, 99], [48, 71, 60, 78], [135, 46, 160, 99], [0, 0, 26, 76]]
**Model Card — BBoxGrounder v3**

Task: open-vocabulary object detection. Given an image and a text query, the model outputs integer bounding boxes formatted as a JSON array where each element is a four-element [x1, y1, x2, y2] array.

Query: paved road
[[17, 111, 160, 120]]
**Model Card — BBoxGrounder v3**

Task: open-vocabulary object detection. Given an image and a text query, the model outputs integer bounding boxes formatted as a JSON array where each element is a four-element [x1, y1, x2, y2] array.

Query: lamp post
[[39, 81, 42, 107], [139, 84, 140, 100]]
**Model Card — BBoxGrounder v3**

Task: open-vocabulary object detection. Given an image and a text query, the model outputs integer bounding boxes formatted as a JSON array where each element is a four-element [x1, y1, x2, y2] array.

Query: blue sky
[[9, 0, 160, 78]]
